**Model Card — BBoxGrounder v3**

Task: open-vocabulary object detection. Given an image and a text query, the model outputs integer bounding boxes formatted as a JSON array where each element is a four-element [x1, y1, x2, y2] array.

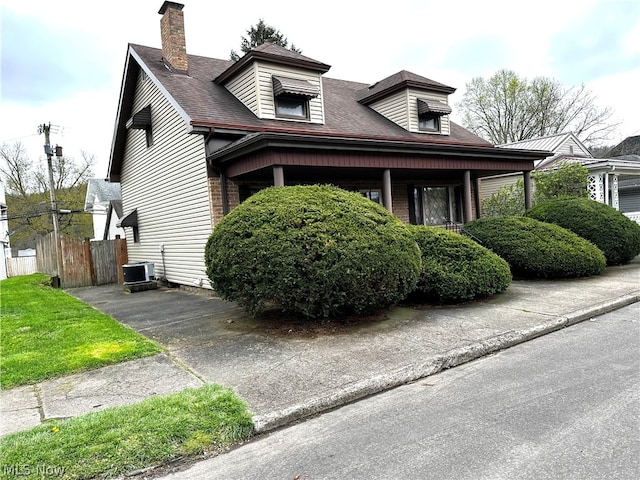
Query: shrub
[[482, 179, 526, 217], [406, 225, 511, 303], [205, 185, 422, 318], [463, 216, 606, 278], [526, 197, 640, 266], [531, 161, 589, 203]]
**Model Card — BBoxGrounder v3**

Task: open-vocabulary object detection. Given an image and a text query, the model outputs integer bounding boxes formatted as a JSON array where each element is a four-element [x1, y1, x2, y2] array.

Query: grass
[[0, 384, 254, 480], [0, 274, 161, 389]]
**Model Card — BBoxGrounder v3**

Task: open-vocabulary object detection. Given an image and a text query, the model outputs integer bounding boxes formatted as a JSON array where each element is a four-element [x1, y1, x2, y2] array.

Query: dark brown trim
[[224, 149, 536, 178]]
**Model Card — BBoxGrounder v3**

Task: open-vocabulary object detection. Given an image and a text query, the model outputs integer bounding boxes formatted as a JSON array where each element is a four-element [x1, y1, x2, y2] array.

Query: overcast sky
[[1, 0, 639, 179]]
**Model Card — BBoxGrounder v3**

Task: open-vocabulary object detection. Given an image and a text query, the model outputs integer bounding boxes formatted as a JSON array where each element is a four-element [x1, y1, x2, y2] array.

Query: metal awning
[[417, 98, 452, 116], [117, 209, 138, 228], [126, 105, 151, 129], [272, 76, 320, 98]]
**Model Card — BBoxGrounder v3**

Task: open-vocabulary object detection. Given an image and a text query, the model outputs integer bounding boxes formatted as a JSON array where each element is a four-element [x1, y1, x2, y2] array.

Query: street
[[163, 303, 640, 480]]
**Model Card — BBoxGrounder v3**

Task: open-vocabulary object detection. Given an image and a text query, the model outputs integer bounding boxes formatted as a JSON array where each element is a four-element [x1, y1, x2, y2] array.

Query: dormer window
[[275, 94, 309, 119], [419, 113, 440, 132], [272, 75, 319, 121], [417, 99, 451, 133]]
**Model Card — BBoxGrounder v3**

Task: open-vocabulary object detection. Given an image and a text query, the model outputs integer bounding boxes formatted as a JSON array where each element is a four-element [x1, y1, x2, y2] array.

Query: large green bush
[[463, 216, 606, 279], [406, 225, 512, 303], [205, 185, 422, 318], [526, 197, 640, 265]]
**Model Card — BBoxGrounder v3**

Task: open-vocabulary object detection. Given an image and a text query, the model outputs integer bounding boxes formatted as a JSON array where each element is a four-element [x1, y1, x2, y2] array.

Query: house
[[84, 179, 125, 240], [108, 2, 550, 289], [492, 132, 640, 223]]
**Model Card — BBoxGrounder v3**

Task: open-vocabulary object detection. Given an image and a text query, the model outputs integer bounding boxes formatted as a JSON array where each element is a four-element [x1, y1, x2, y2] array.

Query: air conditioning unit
[[122, 262, 155, 284]]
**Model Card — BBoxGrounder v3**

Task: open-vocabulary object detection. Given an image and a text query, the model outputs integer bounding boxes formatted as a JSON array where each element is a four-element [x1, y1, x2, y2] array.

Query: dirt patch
[[223, 306, 423, 338]]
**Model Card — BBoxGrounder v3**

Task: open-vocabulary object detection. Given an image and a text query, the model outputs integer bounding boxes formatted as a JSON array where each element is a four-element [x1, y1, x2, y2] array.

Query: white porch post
[[273, 166, 284, 187], [604, 173, 609, 205], [382, 169, 393, 212], [612, 174, 619, 210]]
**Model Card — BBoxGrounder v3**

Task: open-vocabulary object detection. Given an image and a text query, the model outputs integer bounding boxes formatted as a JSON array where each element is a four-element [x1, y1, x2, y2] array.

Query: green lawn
[[0, 384, 254, 480], [0, 274, 161, 389]]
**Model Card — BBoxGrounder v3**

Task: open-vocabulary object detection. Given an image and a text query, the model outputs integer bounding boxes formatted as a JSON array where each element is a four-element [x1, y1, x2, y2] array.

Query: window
[[417, 98, 451, 133], [411, 186, 463, 225], [275, 94, 309, 120], [360, 189, 382, 204], [272, 75, 319, 121], [418, 113, 440, 132], [126, 105, 153, 147]]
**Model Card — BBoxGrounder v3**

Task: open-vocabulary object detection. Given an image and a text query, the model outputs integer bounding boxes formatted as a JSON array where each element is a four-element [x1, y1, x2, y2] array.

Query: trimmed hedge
[[463, 216, 606, 279], [205, 185, 422, 318], [406, 225, 512, 303], [526, 197, 640, 265]]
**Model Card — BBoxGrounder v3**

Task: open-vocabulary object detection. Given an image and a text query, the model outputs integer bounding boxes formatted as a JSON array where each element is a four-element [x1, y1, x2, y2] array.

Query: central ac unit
[[122, 262, 155, 284]]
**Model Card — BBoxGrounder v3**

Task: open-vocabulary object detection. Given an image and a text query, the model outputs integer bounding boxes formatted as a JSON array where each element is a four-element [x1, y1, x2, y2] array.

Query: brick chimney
[[158, 2, 188, 72]]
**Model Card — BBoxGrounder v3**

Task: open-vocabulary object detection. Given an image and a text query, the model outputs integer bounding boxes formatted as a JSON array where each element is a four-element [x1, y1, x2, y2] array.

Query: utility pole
[[38, 123, 64, 287]]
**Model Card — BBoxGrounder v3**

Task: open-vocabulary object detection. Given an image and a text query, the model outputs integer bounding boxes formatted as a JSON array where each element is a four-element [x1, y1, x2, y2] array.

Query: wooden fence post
[[84, 239, 97, 286]]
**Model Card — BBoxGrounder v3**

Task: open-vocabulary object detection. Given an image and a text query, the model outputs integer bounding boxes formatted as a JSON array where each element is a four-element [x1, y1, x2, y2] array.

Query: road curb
[[252, 292, 640, 434]]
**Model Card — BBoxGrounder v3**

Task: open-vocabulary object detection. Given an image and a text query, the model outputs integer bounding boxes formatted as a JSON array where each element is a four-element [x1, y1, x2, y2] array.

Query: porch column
[[523, 171, 532, 210], [463, 170, 472, 223], [273, 166, 284, 187], [382, 169, 393, 212], [604, 173, 610, 205]]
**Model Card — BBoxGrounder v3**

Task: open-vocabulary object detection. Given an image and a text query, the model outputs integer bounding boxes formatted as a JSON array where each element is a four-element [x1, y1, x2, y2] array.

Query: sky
[[1, 0, 639, 180]]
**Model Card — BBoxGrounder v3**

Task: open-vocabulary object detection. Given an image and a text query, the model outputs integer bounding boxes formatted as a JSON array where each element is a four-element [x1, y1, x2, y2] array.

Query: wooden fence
[[6, 256, 38, 277], [36, 233, 128, 288]]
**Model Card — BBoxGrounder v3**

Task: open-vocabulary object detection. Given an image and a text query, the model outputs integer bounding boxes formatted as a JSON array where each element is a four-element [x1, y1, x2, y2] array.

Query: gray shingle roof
[[130, 43, 489, 147]]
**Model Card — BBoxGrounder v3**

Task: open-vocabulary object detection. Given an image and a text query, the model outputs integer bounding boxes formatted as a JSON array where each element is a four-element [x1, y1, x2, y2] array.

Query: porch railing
[[623, 211, 640, 225]]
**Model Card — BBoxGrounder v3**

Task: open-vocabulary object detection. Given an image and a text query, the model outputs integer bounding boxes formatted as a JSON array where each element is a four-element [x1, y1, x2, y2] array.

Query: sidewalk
[[2, 259, 638, 438]]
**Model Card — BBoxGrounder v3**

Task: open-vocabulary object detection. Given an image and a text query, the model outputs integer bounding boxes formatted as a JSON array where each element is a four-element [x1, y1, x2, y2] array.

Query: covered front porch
[[207, 135, 548, 227]]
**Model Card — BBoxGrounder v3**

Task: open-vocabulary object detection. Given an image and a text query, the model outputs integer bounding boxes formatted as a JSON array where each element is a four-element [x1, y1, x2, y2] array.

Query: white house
[[481, 132, 640, 223], [84, 179, 126, 240]]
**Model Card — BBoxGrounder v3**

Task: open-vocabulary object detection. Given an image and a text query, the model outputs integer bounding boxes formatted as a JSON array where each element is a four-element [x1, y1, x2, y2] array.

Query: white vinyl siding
[[369, 90, 409, 130], [407, 88, 450, 135], [225, 64, 260, 116], [256, 63, 324, 123], [120, 70, 212, 288], [557, 137, 591, 157], [479, 173, 524, 202], [223, 62, 324, 123], [369, 88, 451, 135]]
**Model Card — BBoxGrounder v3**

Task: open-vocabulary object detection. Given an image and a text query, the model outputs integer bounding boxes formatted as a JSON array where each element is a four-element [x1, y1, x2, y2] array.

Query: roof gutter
[[207, 132, 552, 166]]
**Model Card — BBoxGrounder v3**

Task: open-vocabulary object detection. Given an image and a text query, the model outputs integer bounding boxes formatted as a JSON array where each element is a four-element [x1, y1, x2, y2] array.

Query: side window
[[126, 105, 153, 147]]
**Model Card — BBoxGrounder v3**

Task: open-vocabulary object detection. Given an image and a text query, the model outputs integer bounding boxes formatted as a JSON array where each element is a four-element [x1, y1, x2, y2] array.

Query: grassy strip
[[0, 384, 254, 479], [0, 274, 160, 389]]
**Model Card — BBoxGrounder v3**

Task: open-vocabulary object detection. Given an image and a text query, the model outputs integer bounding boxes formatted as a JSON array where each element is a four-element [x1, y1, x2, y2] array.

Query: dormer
[[214, 43, 331, 124], [357, 71, 456, 135]]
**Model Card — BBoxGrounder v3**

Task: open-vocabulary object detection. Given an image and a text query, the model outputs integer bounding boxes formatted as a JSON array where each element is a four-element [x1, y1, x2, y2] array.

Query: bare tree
[[0, 141, 33, 196], [457, 70, 619, 146], [0, 142, 95, 250]]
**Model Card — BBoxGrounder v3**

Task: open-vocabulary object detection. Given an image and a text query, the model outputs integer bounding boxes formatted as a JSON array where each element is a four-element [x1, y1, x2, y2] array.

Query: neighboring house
[[488, 132, 640, 223], [84, 179, 125, 240], [107, 2, 549, 288], [606, 135, 640, 157]]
